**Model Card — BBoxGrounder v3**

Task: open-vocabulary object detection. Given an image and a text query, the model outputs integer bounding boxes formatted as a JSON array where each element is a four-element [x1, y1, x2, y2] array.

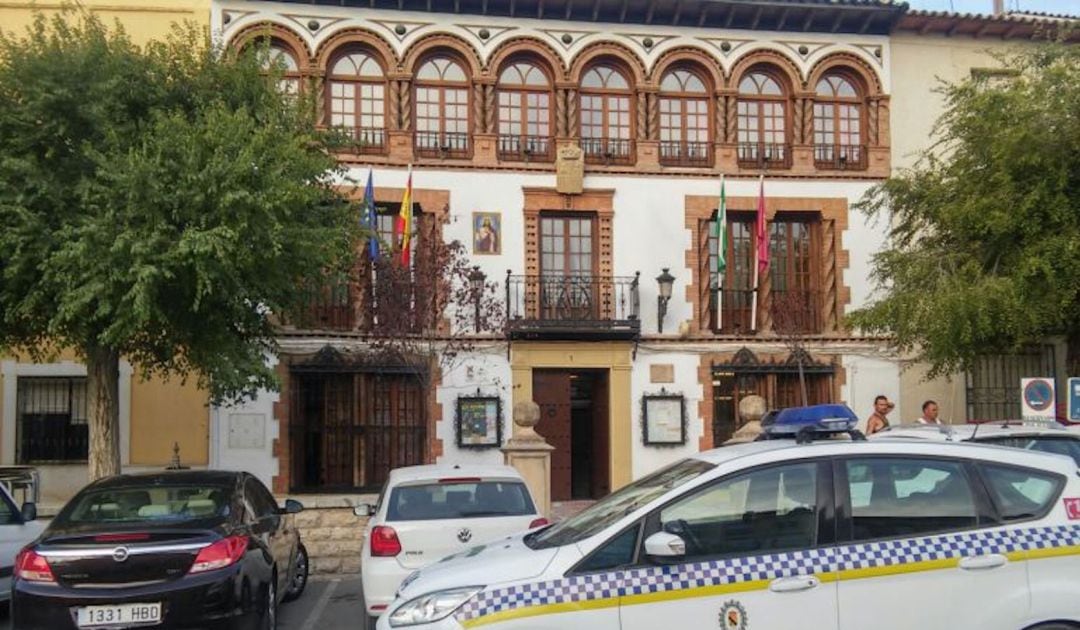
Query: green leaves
[[850, 43, 1080, 377], [0, 10, 357, 403]]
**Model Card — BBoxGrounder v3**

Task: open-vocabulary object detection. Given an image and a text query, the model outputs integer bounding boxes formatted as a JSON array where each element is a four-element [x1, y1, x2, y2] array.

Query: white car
[[357, 464, 547, 626], [376, 410, 1080, 630], [873, 421, 1080, 467], [0, 481, 45, 601]]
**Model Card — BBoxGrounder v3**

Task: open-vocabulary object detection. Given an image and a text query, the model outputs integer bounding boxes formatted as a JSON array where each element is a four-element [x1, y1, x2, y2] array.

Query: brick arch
[[487, 37, 567, 82], [229, 21, 312, 67], [314, 28, 398, 74], [807, 52, 883, 96], [651, 46, 725, 91], [568, 41, 646, 86], [402, 33, 483, 78], [729, 48, 804, 93]]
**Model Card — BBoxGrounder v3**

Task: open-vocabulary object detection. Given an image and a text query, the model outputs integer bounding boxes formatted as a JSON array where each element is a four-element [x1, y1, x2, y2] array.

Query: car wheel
[[283, 543, 309, 602], [260, 574, 277, 630]]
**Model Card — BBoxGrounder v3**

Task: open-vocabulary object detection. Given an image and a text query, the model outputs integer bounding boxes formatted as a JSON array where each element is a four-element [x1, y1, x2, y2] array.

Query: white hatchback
[[375, 438, 1080, 630], [872, 421, 1080, 467], [357, 464, 547, 626]]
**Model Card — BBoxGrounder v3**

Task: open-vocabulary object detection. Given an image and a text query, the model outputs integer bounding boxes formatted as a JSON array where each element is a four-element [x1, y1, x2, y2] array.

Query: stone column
[[724, 394, 766, 444], [502, 401, 555, 518]]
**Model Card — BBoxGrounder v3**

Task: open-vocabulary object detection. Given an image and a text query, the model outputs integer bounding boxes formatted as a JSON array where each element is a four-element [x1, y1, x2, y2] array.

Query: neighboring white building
[[208, 0, 1073, 501]]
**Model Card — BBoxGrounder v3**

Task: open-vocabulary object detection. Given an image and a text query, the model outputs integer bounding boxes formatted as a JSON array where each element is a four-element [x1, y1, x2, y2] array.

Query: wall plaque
[[456, 396, 503, 448], [642, 393, 687, 446], [556, 144, 584, 195]]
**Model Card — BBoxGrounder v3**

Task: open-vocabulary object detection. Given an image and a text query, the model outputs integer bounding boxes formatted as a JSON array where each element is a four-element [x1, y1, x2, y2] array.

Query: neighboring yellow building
[[0, 0, 212, 508]]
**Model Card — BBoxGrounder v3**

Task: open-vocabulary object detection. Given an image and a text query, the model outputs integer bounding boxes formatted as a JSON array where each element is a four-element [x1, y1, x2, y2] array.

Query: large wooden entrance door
[[533, 371, 573, 501]]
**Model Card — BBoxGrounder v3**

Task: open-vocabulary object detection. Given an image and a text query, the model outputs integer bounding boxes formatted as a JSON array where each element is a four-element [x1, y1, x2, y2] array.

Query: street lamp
[[656, 268, 675, 333], [468, 266, 486, 332]]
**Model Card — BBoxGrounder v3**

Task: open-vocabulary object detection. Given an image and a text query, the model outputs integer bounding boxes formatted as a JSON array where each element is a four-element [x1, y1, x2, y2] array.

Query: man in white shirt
[[916, 400, 941, 425]]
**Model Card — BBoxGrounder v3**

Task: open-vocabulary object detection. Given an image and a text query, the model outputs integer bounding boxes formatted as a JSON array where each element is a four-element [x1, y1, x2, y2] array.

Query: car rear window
[[63, 485, 231, 524], [386, 481, 534, 521], [979, 463, 1064, 522], [974, 436, 1080, 468]]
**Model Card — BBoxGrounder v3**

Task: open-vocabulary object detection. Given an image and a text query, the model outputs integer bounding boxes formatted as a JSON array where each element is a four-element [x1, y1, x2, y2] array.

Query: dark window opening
[[16, 377, 89, 464]]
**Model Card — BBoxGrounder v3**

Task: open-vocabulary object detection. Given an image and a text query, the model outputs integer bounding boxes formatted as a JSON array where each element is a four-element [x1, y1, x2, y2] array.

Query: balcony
[[415, 131, 471, 159], [771, 289, 822, 334], [506, 273, 640, 340], [814, 144, 868, 170], [497, 135, 555, 162], [330, 127, 386, 155], [710, 288, 756, 334], [736, 142, 792, 169], [659, 140, 712, 167], [581, 137, 635, 166], [303, 282, 357, 331]]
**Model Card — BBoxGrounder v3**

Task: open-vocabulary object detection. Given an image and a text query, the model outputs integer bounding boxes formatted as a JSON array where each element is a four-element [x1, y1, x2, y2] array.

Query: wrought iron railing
[[709, 288, 756, 334], [736, 142, 792, 169], [506, 273, 640, 338], [497, 135, 555, 162], [304, 282, 357, 331], [415, 131, 471, 159], [659, 140, 712, 167], [581, 137, 635, 165], [330, 127, 387, 154], [770, 289, 822, 334], [813, 144, 867, 170]]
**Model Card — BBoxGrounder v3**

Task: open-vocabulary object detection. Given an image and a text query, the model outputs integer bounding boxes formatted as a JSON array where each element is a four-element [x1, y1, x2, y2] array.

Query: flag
[[755, 174, 769, 276], [396, 165, 413, 266], [362, 169, 378, 261], [715, 175, 727, 280]]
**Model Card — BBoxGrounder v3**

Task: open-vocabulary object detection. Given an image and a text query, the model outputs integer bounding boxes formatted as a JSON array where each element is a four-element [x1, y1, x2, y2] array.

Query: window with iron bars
[[16, 377, 89, 464]]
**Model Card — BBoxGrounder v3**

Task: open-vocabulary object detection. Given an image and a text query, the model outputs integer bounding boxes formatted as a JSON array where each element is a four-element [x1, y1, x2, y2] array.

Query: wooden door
[[533, 371, 572, 501], [590, 373, 610, 499]]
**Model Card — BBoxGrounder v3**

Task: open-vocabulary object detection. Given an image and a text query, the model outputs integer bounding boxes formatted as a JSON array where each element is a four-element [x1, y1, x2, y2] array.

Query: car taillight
[[189, 536, 248, 574], [15, 548, 55, 583], [529, 518, 550, 529], [370, 526, 401, 557]]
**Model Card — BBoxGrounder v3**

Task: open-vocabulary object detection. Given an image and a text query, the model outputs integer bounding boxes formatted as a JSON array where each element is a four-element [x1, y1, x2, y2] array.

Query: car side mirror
[[283, 499, 303, 515], [21, 501, 37, 522], [353, 503, 375, 518], [644, 531, 686, 559]]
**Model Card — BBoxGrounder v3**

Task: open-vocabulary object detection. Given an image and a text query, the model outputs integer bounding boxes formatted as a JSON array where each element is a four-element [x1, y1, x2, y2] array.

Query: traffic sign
[[1021, 378, 1055, 421], [1069, 378, 1080, 422]]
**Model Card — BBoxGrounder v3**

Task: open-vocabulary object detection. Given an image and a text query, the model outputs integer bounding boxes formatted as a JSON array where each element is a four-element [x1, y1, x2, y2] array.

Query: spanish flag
[[396, 165, 413, 266]]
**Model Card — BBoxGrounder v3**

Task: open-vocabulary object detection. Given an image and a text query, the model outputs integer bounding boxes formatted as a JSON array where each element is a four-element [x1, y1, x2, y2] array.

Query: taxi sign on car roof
[[760, 403, 862, 443]]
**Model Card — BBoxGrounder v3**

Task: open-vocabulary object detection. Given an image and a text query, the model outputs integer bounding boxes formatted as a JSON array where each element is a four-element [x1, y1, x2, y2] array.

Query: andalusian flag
[[396, 165, 413, 266]]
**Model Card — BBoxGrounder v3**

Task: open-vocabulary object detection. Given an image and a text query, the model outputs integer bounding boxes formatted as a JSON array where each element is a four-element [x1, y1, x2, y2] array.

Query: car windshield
[[525, 458, 715, 549], [61, 484, 231, 524], [974, 435, 1080, 467], [386, 481, 535, 521]]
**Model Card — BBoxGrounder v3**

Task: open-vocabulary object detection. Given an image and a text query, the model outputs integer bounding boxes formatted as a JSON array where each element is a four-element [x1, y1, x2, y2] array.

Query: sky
[[904, 0, 1079, 14]]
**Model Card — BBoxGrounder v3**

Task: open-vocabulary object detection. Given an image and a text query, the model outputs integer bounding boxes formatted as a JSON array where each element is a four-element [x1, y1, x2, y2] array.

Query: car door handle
[[959, 554, 1008, 571], [769, 575, 820, 593]]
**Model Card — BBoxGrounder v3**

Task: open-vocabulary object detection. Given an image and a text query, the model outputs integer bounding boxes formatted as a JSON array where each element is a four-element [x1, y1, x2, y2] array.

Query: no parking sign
[[1021, 378, 1055, 421]]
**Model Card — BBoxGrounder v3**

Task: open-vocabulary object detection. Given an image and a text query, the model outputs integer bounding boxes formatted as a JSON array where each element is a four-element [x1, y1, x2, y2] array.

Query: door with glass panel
[[539, 214, 596, 322]]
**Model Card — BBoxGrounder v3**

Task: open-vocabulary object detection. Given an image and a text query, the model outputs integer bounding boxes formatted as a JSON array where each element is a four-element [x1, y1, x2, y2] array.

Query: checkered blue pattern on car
[[455, 524, 1080, 625]]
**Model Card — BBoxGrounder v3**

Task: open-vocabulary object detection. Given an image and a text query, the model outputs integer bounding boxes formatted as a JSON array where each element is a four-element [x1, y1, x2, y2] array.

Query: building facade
[[212, 0, 916, 502], [0, 0, 213, 508]]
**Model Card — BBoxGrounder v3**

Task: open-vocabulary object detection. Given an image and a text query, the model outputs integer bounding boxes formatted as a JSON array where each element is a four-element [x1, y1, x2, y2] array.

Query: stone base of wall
[[289, 495, 374, 576]]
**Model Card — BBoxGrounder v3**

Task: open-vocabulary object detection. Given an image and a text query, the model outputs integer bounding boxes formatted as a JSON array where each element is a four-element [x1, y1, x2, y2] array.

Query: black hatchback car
[[12, 470, 309, 629]]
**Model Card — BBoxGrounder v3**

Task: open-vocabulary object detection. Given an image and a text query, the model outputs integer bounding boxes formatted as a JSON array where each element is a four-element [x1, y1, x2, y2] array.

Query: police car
[[377, 405, 1080, 630], [872, 420, 1080, 467]]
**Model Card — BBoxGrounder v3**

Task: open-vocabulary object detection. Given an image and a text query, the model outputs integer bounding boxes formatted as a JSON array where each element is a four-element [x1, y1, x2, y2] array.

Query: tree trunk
[[86, 346, 121, 481], [798, 354, 809, 407]]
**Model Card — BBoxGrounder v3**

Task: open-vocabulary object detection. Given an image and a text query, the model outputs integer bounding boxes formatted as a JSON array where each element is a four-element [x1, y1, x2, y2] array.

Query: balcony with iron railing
[[659, 140, 712, 167], [330, 127, 387, 155], [813, 144, 868, 170], [415, 131, 471, 159], [304, 282, 357, 331], [581, 137, 635, 166], [497, 135, 555, 162], [710, 287, 756, 334], [506, 272, 640, 340], [736, 142, 793, 169], [771, 289, 823, 334]]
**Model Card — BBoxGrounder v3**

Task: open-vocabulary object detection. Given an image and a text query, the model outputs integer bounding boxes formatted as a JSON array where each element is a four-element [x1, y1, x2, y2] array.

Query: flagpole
[[750, 173, 764, 331], [715, 174, 725, 331]]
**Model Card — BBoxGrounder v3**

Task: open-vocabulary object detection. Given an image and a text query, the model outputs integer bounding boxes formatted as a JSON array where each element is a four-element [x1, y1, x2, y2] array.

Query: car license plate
[[76, 603, 162, 627]]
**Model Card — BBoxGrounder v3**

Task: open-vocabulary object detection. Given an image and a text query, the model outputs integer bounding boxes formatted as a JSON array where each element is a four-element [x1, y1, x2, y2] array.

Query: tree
[[771, 290, 813, 407], [0, 13, 357, 479], [848, 43, 1080, 378]]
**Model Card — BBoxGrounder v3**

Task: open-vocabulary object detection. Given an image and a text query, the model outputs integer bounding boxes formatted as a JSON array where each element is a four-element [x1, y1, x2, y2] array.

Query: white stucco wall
[[629, 348, 705, 479], [209, 356, 280, 489], [842, 353, 901, 434], [435, 345, 513, 466]]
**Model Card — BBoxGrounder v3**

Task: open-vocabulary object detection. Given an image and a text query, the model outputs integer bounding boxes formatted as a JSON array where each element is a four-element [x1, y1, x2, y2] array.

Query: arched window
[[259, 43, 302, 95], [736, 70, 790, 168], [327, 49, 387, 153], [414, 56, 471, 158], [813, 74, 865, 170], [659, 68, 711, 167], [497, 61, 553, 162], [579, 65, 633, 164]]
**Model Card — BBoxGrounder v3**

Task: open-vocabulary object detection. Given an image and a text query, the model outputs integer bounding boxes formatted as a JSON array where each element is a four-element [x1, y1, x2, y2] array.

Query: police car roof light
[[760, 403, 863, 443]]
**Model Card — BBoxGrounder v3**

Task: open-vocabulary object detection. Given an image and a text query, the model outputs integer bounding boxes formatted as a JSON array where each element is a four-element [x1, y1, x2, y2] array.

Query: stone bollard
[[725, 394, 767, 444], [501, 400, 555, 518]]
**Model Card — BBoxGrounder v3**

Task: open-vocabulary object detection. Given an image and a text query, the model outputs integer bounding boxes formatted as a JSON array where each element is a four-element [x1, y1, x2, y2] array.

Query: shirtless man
[[866, 395, 894, 435]]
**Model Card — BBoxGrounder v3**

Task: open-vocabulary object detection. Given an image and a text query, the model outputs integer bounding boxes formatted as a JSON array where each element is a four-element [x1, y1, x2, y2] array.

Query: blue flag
[[363, 169, 378, 261]]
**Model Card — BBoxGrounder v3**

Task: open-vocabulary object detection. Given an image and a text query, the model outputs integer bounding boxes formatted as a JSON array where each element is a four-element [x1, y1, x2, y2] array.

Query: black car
[[12, 470, 309, 629]]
